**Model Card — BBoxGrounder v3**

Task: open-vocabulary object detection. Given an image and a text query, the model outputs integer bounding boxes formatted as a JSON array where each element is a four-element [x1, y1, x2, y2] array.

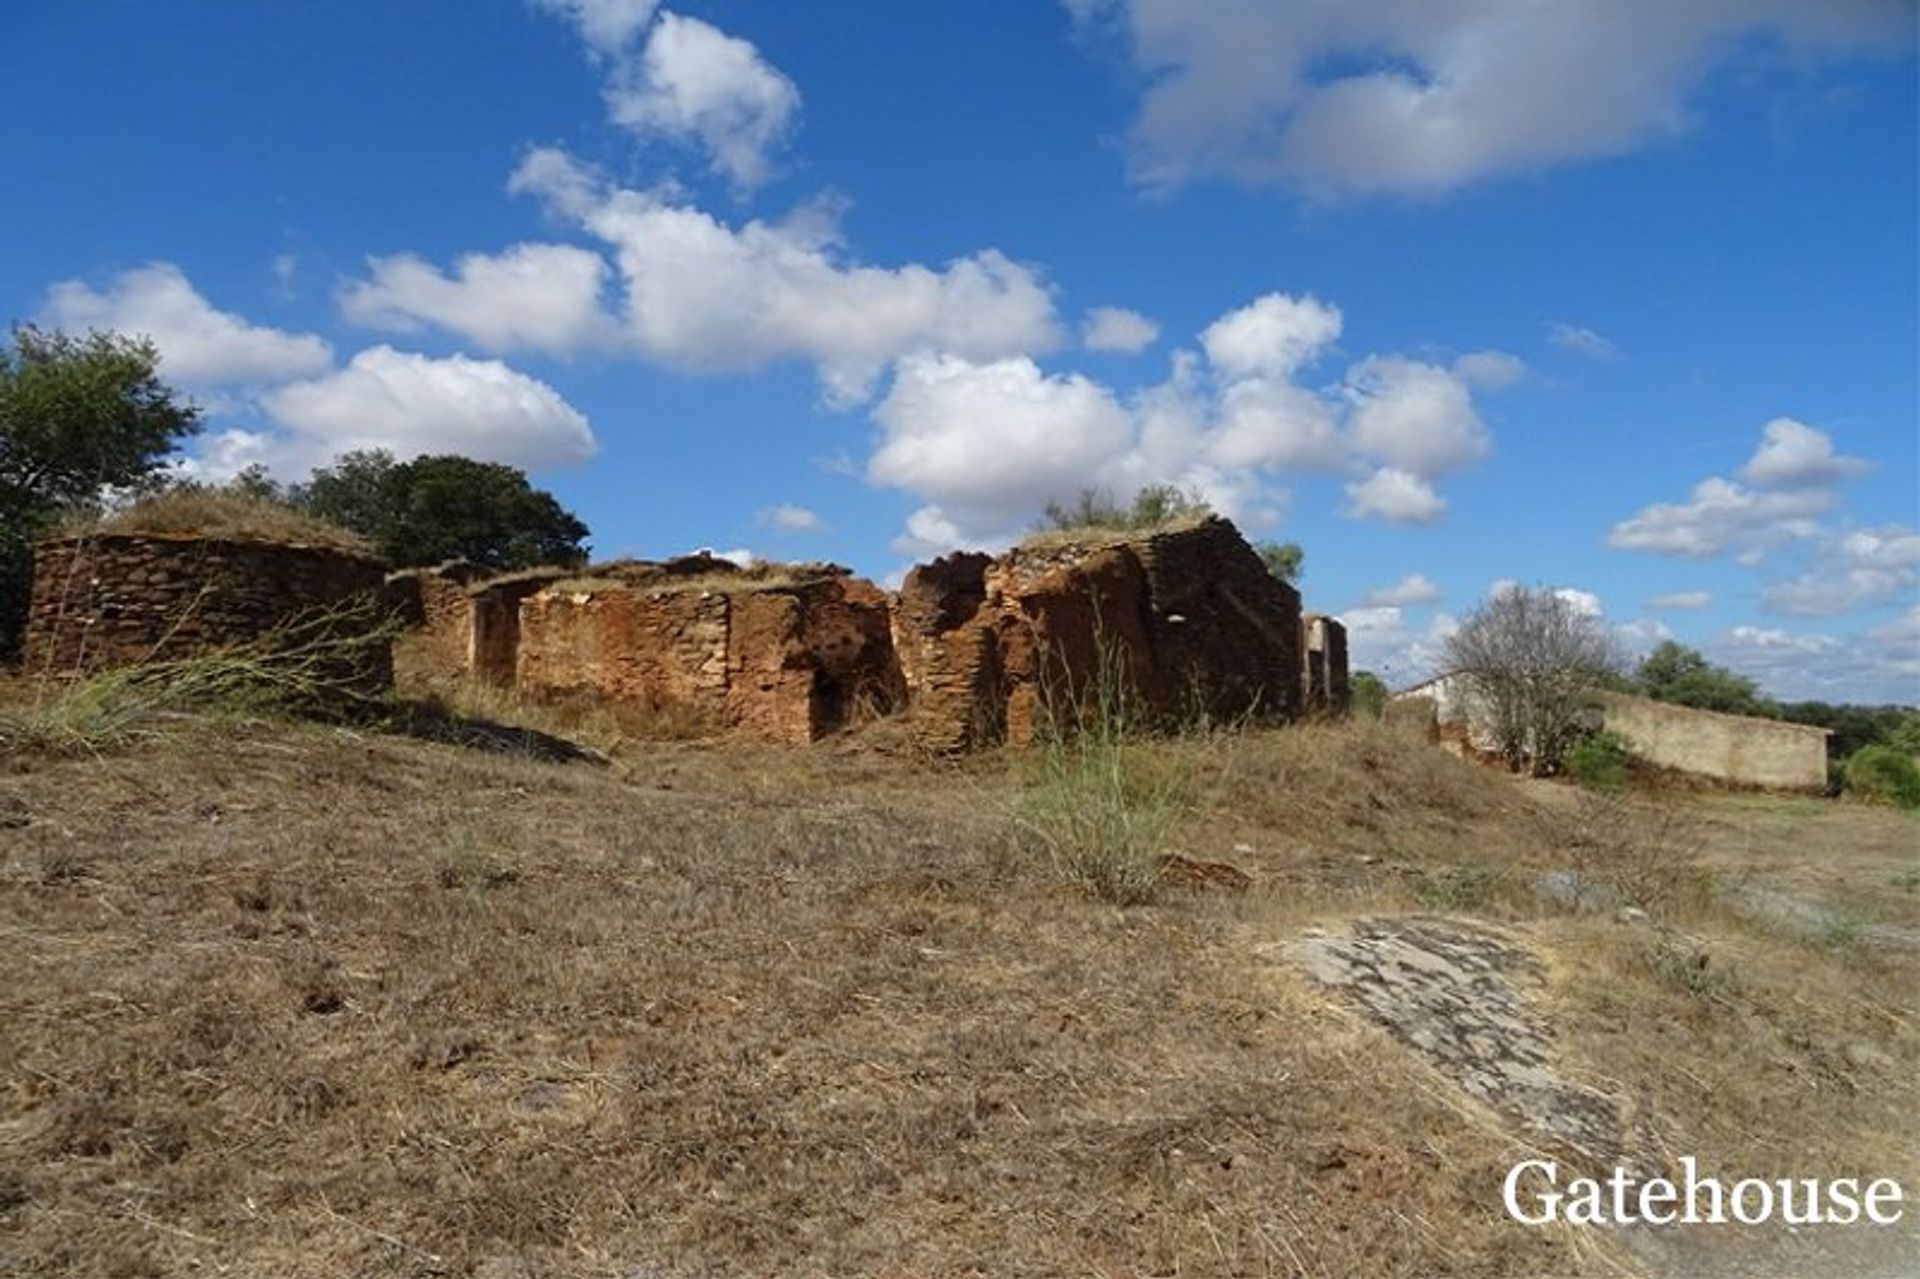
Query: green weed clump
[[1565, 729, 1634, 792], [1842, 744, 1920, 810]]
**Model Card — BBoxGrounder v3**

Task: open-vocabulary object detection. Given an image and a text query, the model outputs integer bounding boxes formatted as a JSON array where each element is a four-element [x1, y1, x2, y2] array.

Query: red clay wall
[[24, 532, 392, 690], [387, 562, 489, 673], [515, 575, 902, 743], [893, 517, 1303, 752]]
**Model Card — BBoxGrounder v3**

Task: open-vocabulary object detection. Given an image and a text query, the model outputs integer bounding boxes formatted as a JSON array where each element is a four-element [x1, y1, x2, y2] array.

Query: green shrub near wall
[[1843, 745, 1920, 810], [1566, 729, 1634, 792]]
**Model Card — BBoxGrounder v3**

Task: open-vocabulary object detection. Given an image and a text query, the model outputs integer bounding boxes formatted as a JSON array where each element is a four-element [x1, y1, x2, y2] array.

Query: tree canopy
[[1, 325, 201, 656], [296, 451, 589, 571], [1255, 540, 1303, 585], [1350, 669, 1388, 717], [1633, 640, 1777, 718]]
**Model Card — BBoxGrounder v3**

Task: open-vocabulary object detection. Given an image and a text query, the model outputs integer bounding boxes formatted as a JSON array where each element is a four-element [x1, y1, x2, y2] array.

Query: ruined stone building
[[893, 517, 1315, 752], [25, 513, 1350, 751], [385, 518, 1348, 750]]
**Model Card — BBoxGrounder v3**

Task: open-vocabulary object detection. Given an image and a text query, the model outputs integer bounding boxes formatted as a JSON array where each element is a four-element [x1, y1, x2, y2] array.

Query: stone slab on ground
[[1290, 915, 1625, 1164]]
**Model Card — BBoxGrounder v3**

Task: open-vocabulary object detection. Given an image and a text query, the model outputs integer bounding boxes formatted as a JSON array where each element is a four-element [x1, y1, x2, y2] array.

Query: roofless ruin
[[29, 512, 1349, 748]]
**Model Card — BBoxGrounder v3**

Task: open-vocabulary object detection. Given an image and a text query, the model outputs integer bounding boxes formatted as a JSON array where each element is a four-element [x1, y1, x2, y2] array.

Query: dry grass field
[[2, 665, 1915, 1278]]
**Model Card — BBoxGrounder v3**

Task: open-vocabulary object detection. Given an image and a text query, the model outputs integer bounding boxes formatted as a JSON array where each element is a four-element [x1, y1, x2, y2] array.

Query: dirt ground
[[1, 699, 1914, 1278]]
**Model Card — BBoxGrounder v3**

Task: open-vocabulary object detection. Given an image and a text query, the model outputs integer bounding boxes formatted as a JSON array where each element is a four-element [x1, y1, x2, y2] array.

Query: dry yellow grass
[[0, 686, 1912, 1277], [1018, 509, 1214, 552], [61, 490, 374, 556]]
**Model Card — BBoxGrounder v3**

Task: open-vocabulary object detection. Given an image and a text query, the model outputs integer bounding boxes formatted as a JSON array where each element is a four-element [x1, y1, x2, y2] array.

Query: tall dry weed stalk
[[1015, 620, 1189, 905]]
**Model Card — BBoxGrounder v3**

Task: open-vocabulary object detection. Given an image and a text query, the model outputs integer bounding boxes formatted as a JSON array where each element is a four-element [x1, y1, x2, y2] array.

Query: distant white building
[[1390, 672, 1828, 791]]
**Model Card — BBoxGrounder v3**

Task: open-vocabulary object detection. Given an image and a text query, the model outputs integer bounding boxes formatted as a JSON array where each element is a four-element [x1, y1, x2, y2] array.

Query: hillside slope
[[2, 713, 1914, 1277]]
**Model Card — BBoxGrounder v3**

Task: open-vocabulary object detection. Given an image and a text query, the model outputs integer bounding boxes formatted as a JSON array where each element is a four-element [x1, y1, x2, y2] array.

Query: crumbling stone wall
[[386, 561, 489, 672], [468, 571, 571, 685], [1301, 613, 1351, 716], [23, 532, 392, 689], [894, 517, 1303, 752], [515, 573, 902, 743]]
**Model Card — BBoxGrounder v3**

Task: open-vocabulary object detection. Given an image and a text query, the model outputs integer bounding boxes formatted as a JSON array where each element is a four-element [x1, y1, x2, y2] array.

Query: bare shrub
[[1444, 584, 1623, 774], [1555, 790, 1713, 919]]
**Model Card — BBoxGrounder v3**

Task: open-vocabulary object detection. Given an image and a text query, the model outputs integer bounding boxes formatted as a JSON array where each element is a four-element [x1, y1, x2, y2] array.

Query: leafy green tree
[[1, 325, 200, 657], [1633, 641, 1777, 718], [1350, 669, 1388, 718], [1779, 701, 1920, 762], [297, 450, 589, 571], [1256, 540, 1303, 584]]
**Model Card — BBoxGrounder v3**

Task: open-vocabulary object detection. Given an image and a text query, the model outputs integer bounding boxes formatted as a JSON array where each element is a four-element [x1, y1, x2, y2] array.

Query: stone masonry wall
[[468, 571, 571, 686], [23, 532, 392, 689], [893, 517, 1304, 753], [386, 561, 489, 673], [515, 574, 902, 744]]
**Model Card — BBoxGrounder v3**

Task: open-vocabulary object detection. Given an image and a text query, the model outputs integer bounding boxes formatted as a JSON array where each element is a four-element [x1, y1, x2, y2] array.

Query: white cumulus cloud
[[1608, 418, 1877, 561], [605, 12, 801, 190], [1342, 355, 1491, 478], [340, 243, 615, 355], [1453, 350, 1527, 389], [870, 353, 1134, 528], [254, 345, 597, 474], [1761, 523, 1920, 617], [1199, 292, 1341, 381], [759, 503, 824, 533], [865, 289, 1508, 545], [1647, 591, 1712, 610], [531, 0, 659, 55], [511, 148, 1062, 402], [1360, 574, 1442, 608], [1548, 322, 1622, 361], [40, 262, 333, 386], [1738, 416, 1873, 487], [1609, 476, 1836, 558], [1082, 306, 1161, 353], [1344, 468, 1446, 525]]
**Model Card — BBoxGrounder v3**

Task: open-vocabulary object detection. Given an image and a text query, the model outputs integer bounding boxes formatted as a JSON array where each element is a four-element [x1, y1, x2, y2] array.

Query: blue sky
[[6, 1, 1916, 700]]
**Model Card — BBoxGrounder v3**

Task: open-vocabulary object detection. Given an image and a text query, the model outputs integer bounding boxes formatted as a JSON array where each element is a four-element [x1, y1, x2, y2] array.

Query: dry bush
[[0, 603, 395, 759], [1178, 713, 1529, 856], [64, 488, 373, 555], [1552, 790, 1714, 920]]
